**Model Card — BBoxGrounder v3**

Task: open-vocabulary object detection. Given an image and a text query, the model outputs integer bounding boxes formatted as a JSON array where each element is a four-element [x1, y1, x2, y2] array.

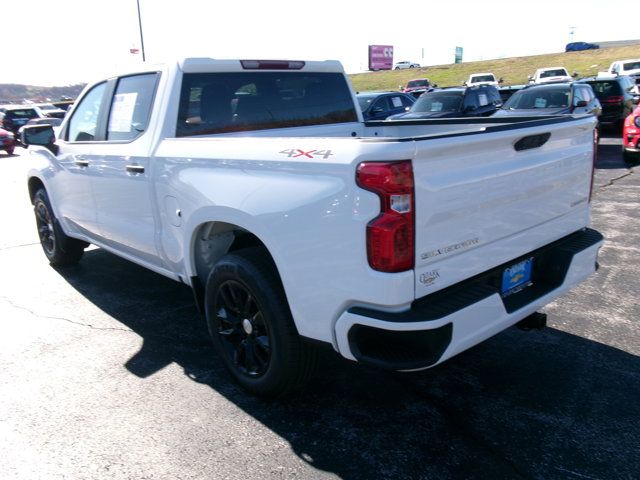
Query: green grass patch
[[349, 45, 640, 92]]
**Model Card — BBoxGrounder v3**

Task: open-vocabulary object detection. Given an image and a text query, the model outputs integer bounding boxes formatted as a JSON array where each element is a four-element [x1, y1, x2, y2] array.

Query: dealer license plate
[[501, 258, 533, 296]]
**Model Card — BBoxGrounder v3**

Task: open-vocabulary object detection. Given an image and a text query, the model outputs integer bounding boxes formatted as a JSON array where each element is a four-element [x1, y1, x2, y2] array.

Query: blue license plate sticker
[[501, 258, 533, 296]]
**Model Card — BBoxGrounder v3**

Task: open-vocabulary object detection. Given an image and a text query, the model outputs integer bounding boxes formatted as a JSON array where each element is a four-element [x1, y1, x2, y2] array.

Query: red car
[[0, 127, 15, 155], [402, 78, 431, 94], [623, 104, 640, 164]]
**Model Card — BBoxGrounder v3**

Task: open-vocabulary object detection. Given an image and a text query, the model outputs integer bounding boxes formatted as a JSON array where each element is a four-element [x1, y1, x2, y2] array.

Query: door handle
[[74, 159, 89, 167], [126, 165, 145, 174]]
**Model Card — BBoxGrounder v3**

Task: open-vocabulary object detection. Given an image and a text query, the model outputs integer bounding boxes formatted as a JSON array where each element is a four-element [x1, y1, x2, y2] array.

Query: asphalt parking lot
[[0, 134, 638, 480]]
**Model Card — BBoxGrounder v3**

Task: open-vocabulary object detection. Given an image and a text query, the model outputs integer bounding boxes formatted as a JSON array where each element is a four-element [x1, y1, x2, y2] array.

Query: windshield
[[503, 86, 570, 109], [471, 75, 495, 83], [411, 91, 463, 113], [540, 69, 568, 78], [407, 79, 429, 88], [622, 61, 640, 71]]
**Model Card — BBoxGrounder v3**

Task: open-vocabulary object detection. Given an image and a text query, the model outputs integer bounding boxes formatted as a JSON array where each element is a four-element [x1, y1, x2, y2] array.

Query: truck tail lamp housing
[[356, 160, 415, 272]]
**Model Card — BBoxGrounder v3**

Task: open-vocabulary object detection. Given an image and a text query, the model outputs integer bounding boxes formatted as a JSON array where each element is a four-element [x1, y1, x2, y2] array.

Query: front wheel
[[204, 247, 317, 397], [33, 188, 85, 266]]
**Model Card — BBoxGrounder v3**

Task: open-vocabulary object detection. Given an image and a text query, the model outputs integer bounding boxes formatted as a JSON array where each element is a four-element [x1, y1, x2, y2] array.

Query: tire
[[33, 188, 85, 266], [204, 247, 317, 397], [5, 146, 14, 155], [623, 150, 639, 166]]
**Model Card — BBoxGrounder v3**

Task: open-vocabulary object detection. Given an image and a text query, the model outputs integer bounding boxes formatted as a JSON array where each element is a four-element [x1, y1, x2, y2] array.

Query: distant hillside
[[349, 45, 640, 92], [0, 84, 85, 103]]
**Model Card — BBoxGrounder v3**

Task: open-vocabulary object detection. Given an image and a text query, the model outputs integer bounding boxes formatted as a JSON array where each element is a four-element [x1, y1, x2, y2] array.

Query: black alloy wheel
[[35, 198, 56, 256], [33, 188, 85, 266], [214, 279, 271, 377], [204, 247, 317, 397]]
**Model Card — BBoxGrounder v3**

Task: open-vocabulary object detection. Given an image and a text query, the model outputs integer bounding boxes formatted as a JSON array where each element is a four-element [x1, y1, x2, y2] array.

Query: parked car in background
[[51, 100, 75, 111], [388, 85, 502, 119], [0, 127, 15, 155], [608, 59, 640, 79], [622, 104, 640, 164], [565, 42, 599, 52], [402, 78, 431, 94], [0, 106, 43, 137], [36, 103, 67, 119], [493, 82, 601, 118], [464, 72, 500, 87], [498, 84, 526, 103], [394, 60, 420, 70], [529, 67, 574, 84], [357, 91, 415, 120], [577, 75, 639, 129]]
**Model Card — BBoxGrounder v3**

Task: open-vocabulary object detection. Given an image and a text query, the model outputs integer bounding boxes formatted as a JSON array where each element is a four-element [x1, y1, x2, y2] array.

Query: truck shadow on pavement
[[57, 249, 640, 480]]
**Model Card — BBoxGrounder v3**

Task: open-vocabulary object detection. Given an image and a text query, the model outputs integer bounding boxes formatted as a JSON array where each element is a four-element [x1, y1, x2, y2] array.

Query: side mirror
[[498, 78, 504, 84], [572, 72, 579, 78], [528, 75, 533, 81], [462, 81, 468, 86], [21, 124, 57, 154], [574, 100, 588, 108]]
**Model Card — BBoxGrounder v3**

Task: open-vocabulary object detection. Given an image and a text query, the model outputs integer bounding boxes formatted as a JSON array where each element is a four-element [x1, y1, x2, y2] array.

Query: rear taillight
[[601, 95, 624, 104], [356, 160, 414, 272]]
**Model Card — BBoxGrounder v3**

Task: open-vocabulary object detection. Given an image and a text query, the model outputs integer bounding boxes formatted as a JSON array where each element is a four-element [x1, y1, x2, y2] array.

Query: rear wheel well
[[191, 222, 279, 311]]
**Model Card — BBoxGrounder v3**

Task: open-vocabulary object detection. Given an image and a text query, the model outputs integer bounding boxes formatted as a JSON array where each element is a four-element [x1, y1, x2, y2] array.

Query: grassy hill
[[0, 84, 85, 103], [349, 45, 640, 91]]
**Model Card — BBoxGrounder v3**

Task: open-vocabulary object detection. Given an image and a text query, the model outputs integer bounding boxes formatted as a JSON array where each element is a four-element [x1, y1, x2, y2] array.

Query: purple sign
[[368, 45, 394, 71]]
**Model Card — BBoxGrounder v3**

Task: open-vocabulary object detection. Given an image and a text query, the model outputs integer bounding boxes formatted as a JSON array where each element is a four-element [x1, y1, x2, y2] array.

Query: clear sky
[[7, 0, 639, 86]]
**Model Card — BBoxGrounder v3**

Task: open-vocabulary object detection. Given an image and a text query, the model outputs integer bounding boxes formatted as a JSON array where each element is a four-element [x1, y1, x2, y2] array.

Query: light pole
[[136, 0, 146, 62], [569, 26, 575, 43]]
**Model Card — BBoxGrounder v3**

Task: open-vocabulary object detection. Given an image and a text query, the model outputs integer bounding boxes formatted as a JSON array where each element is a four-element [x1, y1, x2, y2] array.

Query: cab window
[[107, 73, 159, 141], [67, 83, 107, 142]]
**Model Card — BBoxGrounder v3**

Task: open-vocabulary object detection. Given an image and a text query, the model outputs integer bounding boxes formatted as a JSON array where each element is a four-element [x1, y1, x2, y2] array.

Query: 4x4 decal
[[279, 149, 333, 159]]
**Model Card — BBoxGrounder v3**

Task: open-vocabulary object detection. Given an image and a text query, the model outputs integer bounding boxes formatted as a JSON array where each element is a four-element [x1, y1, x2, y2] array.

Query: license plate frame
[[501, 257, 534, 296]]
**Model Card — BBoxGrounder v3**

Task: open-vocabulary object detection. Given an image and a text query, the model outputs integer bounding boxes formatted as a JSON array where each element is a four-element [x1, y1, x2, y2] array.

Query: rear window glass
[[471, 75, 495, 83], [503, 87, 570, 109], [540, 69, 568, 78], [622, 61, 640, 71], [587, 81, 622, 98], [412, 91, 463, 113], [7, 109, 37, 118], [407, 79, 430, 88], [176, 72, 357, 136]]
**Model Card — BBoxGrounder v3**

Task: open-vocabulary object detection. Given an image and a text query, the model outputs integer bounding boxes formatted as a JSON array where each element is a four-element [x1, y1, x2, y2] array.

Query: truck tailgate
[[412, 116, 596, 299]]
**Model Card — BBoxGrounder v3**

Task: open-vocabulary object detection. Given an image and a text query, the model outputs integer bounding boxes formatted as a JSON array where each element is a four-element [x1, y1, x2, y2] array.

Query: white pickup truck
[[23, 58, 603, 397], [529, 67, 575, 84]]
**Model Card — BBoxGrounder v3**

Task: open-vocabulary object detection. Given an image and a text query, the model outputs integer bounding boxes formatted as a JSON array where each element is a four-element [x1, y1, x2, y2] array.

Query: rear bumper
[[335, 228, 603, 371]]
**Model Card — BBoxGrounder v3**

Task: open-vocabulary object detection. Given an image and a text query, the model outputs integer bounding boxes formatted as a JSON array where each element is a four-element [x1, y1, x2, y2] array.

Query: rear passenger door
[[88, 72, 163, 267]]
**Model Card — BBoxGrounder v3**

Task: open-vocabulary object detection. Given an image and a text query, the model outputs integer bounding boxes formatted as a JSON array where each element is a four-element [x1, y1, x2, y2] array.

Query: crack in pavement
[[1, 296, 134, 334], [597, 168, 634, 192], [0, 242, 40, 251]]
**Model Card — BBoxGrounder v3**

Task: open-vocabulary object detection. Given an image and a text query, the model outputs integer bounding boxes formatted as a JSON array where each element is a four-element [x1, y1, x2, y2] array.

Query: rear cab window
[[176, 72, 358, 136]]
